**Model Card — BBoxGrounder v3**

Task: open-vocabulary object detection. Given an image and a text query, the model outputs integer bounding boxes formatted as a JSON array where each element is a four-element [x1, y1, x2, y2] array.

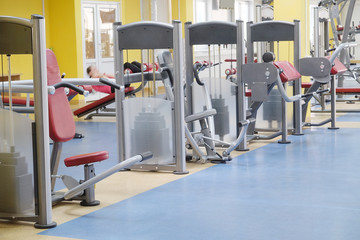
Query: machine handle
[[52, 82, 88, 96], [99, 78, 121, 90], [238, 118, 256, 128], [301, 88, 330, 98], [140, 151, 153, 161], [160, 67, 174, 87], [193, 62, 205, 86]]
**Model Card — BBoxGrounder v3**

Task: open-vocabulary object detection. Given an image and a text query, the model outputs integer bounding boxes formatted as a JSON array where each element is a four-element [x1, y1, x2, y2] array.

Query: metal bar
[[31, 14, 55, 228], [329, 75, 338, 129], [172, 20, 188, 174], [304, 118, 331, 127], [314, 7, 320, 57], [279, 84, 290, 144], [236, 20, 248, 151], [256, 5, 263, 63], [6, 55, 14, 149], [113, 22, 125, 163], [184, 21, 193, 131], [293, 20, 302, 135], [247, 22, 254, 62], [0, 85, 55, 94], [50, 142, 62, 192]]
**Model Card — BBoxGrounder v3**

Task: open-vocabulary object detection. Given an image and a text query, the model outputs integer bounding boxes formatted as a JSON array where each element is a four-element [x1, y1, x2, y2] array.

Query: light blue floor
[[42, 122, 360, 240], [337, 112, 360, 122]]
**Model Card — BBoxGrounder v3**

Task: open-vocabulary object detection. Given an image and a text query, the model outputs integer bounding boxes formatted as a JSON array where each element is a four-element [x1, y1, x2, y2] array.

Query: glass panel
[[100, 7, 116, 58], [0, 109, 34, 216], [123, 98, 174, 165], [84, 7, 95, 59]]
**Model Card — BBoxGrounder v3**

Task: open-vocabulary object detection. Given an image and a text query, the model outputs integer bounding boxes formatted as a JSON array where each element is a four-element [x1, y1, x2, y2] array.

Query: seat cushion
[[64, 151, 109, 167]]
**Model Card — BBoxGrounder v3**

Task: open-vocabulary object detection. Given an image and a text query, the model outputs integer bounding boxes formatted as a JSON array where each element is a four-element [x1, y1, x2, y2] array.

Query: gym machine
[[238, 20, 333, 150], [0, 15, 55, 228], [113, 21, 188, 174], [318, 0, 360, 85], [184, 21, 252, 163]]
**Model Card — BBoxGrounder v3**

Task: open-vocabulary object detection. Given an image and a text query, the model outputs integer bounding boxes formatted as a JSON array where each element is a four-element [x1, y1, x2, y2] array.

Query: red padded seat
[[325, 56, 347, 75], [64, 151, 109, 167], [273, 61, 301, 83], [2, 96, 34, 106], [301, 82, 312, 88]]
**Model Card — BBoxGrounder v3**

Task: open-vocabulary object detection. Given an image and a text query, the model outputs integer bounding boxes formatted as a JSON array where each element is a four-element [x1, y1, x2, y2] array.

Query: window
[[194, 0, 253, 23]]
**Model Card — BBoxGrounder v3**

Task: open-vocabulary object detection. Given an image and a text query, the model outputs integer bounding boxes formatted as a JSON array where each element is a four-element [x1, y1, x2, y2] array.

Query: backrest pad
[[47, 49, 75, 142]]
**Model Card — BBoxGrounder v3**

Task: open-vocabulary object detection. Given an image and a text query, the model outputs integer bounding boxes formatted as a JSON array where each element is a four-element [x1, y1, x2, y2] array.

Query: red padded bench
[[334, 88, 360, 94], [73, 87, 134, 118], [2, 96, 34, 106], [273, 61, 301, 82]]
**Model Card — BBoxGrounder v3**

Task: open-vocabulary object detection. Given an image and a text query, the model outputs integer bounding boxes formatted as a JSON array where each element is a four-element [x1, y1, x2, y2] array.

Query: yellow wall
[[273, 0, 308, 62], [122, 0, 141, 24], [273, 0, 311, 120], [171, 0, 193, 24], [0, 0, 43, 80], [46, 0, 80, 77]]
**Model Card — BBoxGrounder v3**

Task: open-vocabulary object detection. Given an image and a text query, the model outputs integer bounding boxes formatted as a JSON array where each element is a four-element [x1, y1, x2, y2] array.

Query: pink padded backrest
[[47, 49, 75, 142], [273, 61, 301, 83]]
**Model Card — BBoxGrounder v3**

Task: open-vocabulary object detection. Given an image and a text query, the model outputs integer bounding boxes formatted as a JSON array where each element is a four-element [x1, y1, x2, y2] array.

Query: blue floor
[[42, 124, 360, 240], [337, 113, 360, 122]]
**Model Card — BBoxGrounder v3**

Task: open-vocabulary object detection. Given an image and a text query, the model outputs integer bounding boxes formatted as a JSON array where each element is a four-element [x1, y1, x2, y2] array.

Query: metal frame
[[114, 21, 187, 174], [0, 15, 55, 228], [245, 20, 302, 146], [184, 20, 251, 160]]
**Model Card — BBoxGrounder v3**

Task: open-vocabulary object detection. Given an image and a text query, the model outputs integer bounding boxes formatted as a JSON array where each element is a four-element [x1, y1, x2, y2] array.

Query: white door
[[82, 2, 120, 77]]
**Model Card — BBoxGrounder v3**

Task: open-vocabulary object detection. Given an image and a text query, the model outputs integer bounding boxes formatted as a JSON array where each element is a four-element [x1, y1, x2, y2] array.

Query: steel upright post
[[236, 20, 248, 151], [31, 15, 56, 228], [172, 20, 188, 174], [184, 21, 193, 131], [256, 5, 263, 63], [314, 7, 320, 58], [293, 20, 303, 136], [113, 22, 126, 163]]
